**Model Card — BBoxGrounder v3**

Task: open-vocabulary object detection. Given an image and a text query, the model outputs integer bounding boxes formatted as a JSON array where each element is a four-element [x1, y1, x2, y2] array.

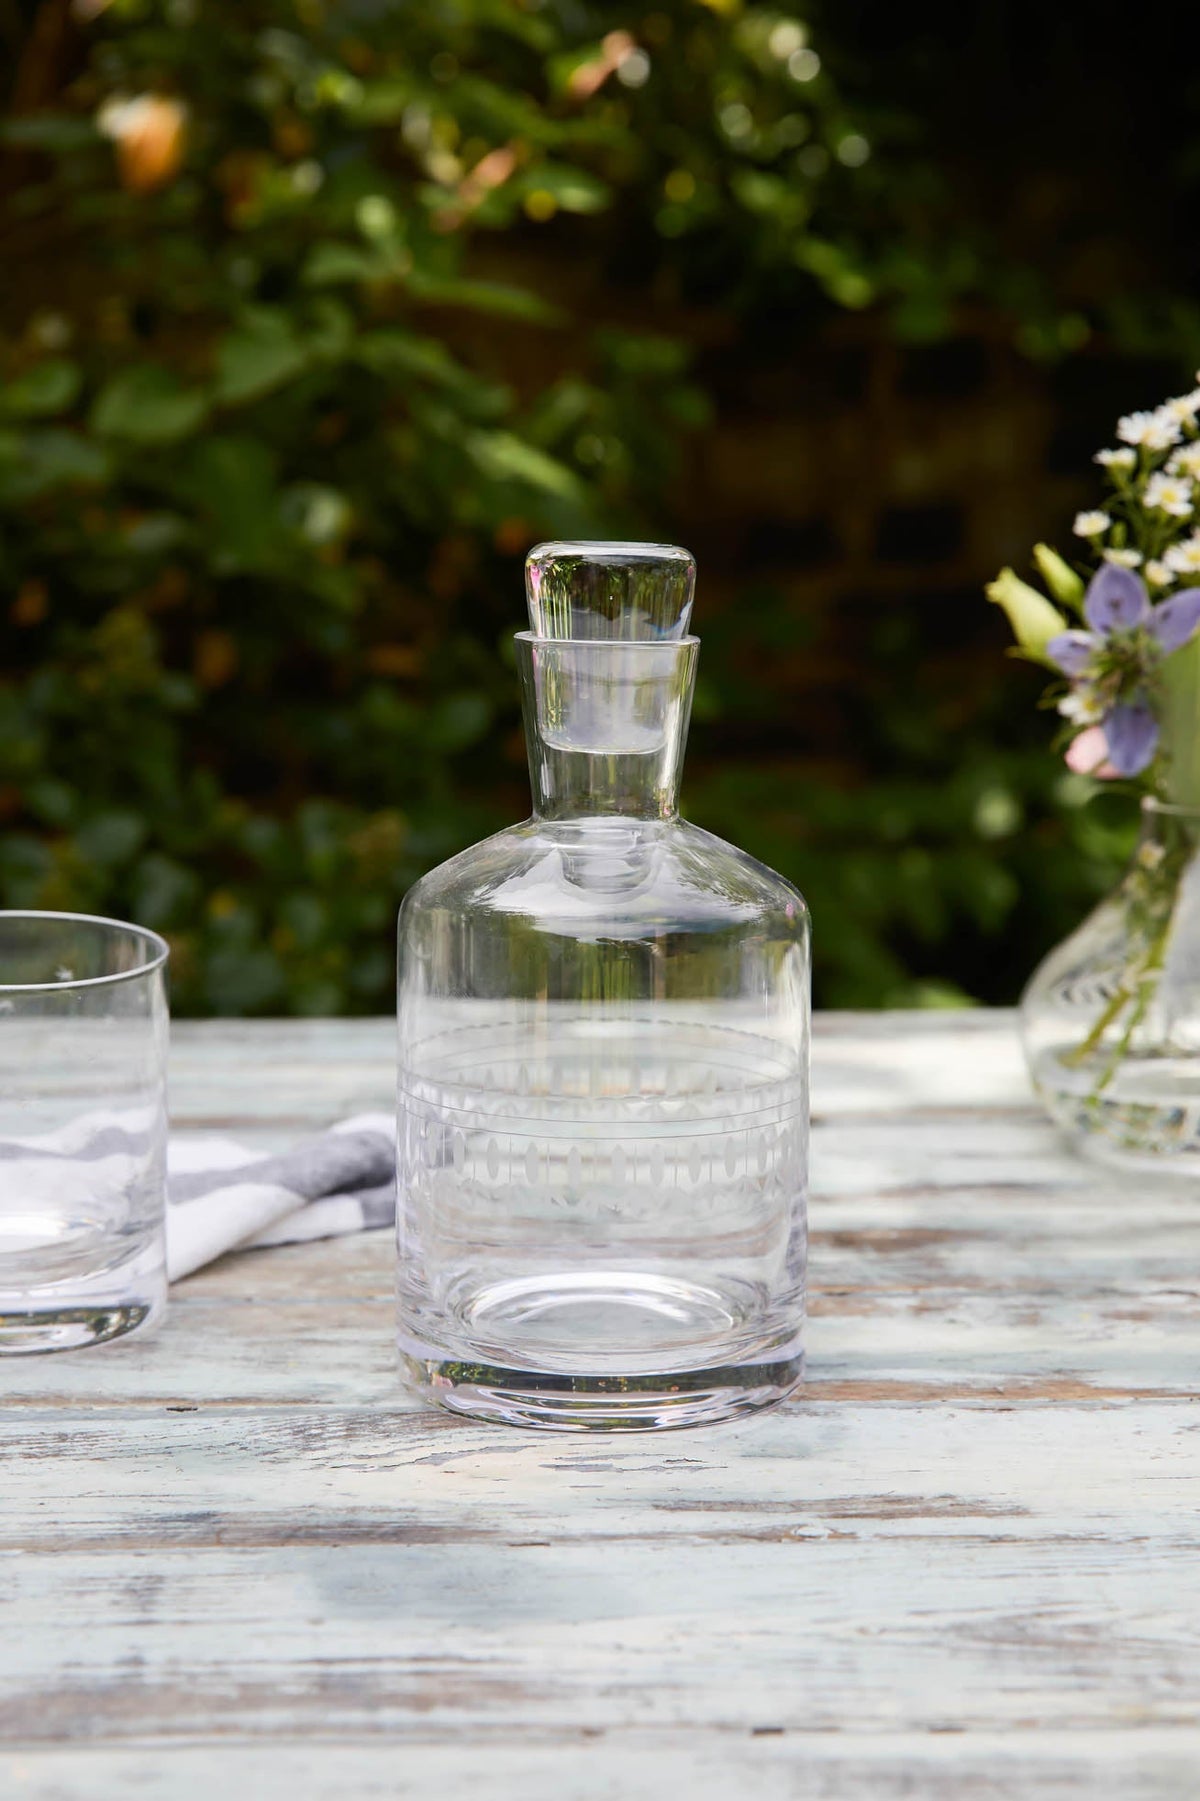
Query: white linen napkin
[[1, 1109, 396, 1285], [167, 1112, 395, 1280]]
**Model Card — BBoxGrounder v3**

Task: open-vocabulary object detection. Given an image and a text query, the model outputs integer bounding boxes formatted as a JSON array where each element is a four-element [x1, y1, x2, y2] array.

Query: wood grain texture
[[2, 1010, 1199, 1798], [7, 1736, 1200, 1801]]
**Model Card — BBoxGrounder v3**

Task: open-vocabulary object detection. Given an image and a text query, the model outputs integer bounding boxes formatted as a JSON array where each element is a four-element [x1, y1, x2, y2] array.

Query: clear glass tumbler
[[397, 543, 810, 1431], [0, 911, 169, 1353]]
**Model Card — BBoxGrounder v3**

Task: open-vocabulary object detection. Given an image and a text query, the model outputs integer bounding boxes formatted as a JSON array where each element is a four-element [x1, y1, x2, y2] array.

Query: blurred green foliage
[[0, 0, 1186, 1011]]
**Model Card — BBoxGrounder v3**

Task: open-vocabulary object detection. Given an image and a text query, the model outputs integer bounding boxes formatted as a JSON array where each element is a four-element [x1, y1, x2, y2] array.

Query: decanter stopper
[[525, 541, 695, 641]]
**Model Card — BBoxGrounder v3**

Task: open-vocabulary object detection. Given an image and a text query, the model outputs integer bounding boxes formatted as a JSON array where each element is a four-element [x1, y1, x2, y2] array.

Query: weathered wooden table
[[3, 1011, 1199, 1797]]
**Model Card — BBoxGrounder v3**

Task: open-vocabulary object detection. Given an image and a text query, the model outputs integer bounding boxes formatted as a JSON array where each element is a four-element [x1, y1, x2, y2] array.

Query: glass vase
[[1021, 798, 1200, 1170], [396, 541, 810, 1431]]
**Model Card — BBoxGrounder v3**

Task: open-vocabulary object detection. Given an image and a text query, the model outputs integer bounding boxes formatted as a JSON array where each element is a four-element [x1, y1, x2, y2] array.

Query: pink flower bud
[[1065, 725, 1118, 779]]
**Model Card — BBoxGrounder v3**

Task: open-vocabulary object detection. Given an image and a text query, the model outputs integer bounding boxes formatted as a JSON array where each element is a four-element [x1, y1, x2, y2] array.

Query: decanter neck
[[515, 634, 698, 821]]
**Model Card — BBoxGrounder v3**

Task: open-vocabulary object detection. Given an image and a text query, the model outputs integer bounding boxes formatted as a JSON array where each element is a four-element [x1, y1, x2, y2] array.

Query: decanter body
[[396, 543, 810, 1430]]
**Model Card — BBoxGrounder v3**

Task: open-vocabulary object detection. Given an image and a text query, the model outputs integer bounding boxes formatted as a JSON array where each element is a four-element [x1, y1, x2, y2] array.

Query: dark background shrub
[[2, 0, 1197, 1012]]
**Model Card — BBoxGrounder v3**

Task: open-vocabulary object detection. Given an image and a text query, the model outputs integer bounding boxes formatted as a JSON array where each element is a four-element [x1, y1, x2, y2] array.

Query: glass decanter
[[396, 541, 810, 1430]]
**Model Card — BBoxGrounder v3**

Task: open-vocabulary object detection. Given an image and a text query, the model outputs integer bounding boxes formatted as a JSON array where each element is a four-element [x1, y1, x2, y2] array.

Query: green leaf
[[470, 0, 555, 51], [215, 311, 309, 405], [597, 330, 690, 378], [132, 852, 201, 926], [302, 242, 388, 287], [354, 331, 489, 398], [74, 810, 147, 869], [280, 891, 328, 947], [306, 297, 354, 363], [0, 428, 110, 500], [303, 243, 371, 287], [1032, 543, 1085, 609], [202, 944, 287, 1014], [731, 168, 800, 219], [24, 778, 75, 827], [427, 693, 493, 752], [985, 568, 1067, 664], [121, 512, 188, 555], [0, 832, 53, 903], [663, 385, 712, 428], [0, 360, 82, 420], [1, 116, 99, 152], [341, 80, 410, 126], [518, 163, 611, 215], [445, 74, 555, 143], [465, 429, 585, 502], [91, 366, 208, 445], [525, 380, 599, 450], [176, 436, 282, 572], [407, 273, 563, 326]]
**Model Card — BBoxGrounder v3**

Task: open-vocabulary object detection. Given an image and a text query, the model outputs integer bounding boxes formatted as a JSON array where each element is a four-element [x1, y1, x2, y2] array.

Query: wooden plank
[[1, 1400, 1199, 1551], [6, 1734, 1200, 1801], [2, 1289, 1199, 1410], [3, 1137, 1198, 1407], [164, 1017, 396, 1148], [160, 1011, 1035, 1140], [1, 1538, 1199, 1742]]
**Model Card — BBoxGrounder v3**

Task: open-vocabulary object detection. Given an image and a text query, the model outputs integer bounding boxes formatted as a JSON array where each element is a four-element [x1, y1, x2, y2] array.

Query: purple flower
[[1083, 563, 1147, 633], [1104, 700, 1159, 777], [1046, 629, 1096, 676], [1046, 570, 1200, 675], [1043, 567, 1200, 780], [1149, 588, 1200, 652]]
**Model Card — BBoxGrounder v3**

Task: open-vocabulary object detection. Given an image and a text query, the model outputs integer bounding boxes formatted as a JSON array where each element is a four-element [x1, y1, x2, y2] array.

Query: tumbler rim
[[0, 909, 169, 993]]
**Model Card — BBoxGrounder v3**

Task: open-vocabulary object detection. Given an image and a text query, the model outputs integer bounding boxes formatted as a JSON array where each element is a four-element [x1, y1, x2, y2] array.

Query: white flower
[[1146, 559, 1174, 588], [1104, 547, 1143, 567], [1165, 533, 1200, 575], [1161, 391, 1200, 426], [1095, 447, 1137, 470], [1117, 408, 1182, 451], [1059, 689, 1104, 725], [1144, 472, 1194, 517], [1073, 510, 1111, 537], [1169, 443, 1200, 478]]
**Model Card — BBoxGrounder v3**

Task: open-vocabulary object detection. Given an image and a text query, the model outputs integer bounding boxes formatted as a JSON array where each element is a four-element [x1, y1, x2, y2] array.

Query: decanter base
[[402, 1348, 805, 1432], [400, 1267, 805, 1429]]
